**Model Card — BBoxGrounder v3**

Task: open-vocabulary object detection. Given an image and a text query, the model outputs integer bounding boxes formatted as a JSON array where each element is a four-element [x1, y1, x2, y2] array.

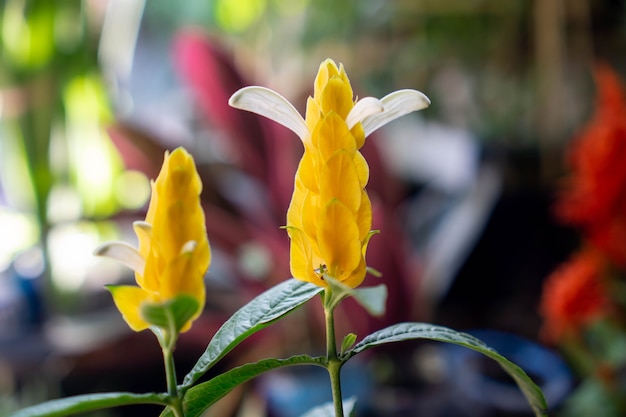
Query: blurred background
[[0, 0, 622, 416]]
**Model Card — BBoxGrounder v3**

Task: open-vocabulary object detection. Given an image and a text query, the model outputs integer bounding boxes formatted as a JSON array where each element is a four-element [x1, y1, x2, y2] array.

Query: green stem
[[163, 348, 184, 417], [162, 334, 184, 417], [324, 303, 344, 417]]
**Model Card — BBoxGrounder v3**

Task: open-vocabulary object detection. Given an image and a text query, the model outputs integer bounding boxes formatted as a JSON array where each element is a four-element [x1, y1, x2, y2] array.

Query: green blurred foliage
[[0, 0, 128, 303], [141, 0, 626, 145]]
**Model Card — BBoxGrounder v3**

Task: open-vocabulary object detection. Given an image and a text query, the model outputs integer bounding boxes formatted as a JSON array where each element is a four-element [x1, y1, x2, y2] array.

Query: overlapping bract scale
[[98, 148, 211, 332]]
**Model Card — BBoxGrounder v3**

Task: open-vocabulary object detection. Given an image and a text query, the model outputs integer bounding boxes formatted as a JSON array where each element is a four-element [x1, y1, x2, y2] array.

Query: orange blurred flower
[[539, 249, 611, 343], [556, 64, 626, 265]]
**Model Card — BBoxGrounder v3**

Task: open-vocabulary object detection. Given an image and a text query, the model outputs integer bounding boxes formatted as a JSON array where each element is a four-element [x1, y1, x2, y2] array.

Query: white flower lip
[[346, 97, 384, 130], [228, 85, 430, 140], [180, 240, 198, 255], [361, 89, 431, 137], [94, 241, 145, 274], [228, 86, 308, 139]]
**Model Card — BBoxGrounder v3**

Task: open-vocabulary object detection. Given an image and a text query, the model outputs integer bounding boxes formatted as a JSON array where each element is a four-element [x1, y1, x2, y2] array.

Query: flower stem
[[162, 334, 184, 417], [324, 303, 344, 417]]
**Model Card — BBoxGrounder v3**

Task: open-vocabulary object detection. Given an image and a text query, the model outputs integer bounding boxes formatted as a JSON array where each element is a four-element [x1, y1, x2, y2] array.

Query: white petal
[[229, 86, 308, 140], [94, 241, 145, 274], [361, 89, 431, 137], [346, 97, 384, 130], [133, 220, 152, 231]]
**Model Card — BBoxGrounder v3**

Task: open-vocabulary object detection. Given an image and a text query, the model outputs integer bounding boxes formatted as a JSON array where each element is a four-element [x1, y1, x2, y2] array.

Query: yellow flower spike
[[229, 59, 430, 288], [95, 147, 210, 332]]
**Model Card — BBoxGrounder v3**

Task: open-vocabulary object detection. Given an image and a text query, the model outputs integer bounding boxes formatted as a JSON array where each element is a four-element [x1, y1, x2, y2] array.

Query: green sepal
[[141, 294, 200, 334], [340, 333, 358, 356], [323, 275, 387, 316], [323, 275, 353, 310], [342, 322, 548, 417], [9, 392, 169, 417], [352, 284, 387, 316], [366, 266, 382, 278], [181, 278, 323, 389], [160, 355, 325, 417]]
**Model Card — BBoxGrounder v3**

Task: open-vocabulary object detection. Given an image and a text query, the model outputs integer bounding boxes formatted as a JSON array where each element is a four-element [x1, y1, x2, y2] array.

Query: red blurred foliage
[[556, 64, 626, 266], [539, 248, 611, 343]]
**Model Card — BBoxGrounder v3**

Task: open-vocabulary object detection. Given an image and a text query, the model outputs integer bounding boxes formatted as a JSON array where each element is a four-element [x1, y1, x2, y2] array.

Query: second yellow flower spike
[[96, 147, 211, 332]]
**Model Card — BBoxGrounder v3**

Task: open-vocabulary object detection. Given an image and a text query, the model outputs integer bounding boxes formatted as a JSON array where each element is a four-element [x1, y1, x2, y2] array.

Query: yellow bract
[[287, 59, 373, 288], [228, 58, 430, 289], [102, 147, 211, 332]]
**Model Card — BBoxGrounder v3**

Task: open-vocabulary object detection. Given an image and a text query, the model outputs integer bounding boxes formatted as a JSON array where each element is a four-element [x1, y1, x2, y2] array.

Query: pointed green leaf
[[9, 392, 168, 417], [343, 323, 548, 417], [161, 355, 325, 417], [300, 397, 357, 417], [351, 284, 387, 316], [181, 279, 323, 388], [141, 294, 199, 334]]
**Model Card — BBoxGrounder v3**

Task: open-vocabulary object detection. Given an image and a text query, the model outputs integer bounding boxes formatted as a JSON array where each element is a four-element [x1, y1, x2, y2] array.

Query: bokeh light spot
[[215, 0, 266, 33]]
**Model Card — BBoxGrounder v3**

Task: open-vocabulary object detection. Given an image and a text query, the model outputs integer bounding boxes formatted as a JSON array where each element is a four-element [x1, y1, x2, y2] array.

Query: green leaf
[[343, 323, 549, 417], [300, 397, 357, 417], [351, 284, 387, 316], [181, 279, 323, 388], [141, 294, 200, 334], [9, 392, 168, 417], [161, 355, 325, 417]]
